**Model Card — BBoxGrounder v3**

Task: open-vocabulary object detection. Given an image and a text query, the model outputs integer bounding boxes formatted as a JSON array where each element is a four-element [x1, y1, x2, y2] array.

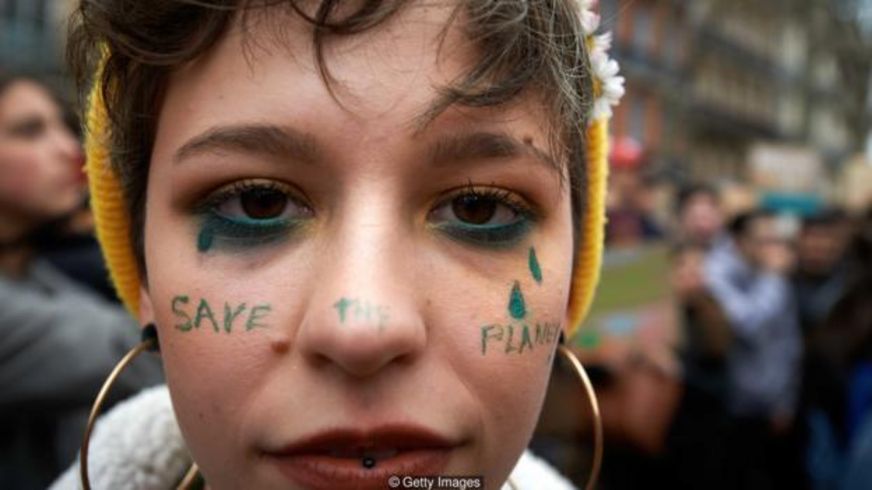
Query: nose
[[296, 198, 427, 378]]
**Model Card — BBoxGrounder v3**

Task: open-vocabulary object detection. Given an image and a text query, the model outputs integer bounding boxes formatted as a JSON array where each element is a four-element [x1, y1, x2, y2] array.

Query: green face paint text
[[480, 322, 560, 355], [333, 297, 390, 329], [171, 295, 271, 334]]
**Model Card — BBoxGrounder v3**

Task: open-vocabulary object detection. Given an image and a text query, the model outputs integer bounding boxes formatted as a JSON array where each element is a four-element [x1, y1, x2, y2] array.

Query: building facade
[[601, 0, 868, 185], [0, 0, 76, 94]]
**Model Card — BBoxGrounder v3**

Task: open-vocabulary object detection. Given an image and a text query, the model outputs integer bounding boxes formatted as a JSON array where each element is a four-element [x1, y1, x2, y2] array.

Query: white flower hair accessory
[[577, 0, 625, 119]]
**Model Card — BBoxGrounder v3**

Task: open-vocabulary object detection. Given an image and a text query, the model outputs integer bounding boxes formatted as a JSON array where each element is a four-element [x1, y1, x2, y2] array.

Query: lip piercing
[[362, 456, 376, 469]]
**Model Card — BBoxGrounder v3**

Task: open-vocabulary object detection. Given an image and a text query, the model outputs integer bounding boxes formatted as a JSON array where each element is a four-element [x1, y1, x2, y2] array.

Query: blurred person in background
[[792, 208, 853, 488], [670, 240, 732, 406], [646, 241, 734, 490], [588, 243, 734, 490], [605, 137, 664, 247], [38, 193, 122, 303], [12, 86, 119, 303], [675, 182, 726, 250], [792, 208, 852, 335], [803, 206, 872, 490], [704, 209, 804, 490], [0, 72, 162, 489]]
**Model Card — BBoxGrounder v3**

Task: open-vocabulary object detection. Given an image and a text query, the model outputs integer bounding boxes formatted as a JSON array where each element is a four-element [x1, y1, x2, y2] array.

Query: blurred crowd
[[0, 74, 162, 489], [575, 140, 872, 490]]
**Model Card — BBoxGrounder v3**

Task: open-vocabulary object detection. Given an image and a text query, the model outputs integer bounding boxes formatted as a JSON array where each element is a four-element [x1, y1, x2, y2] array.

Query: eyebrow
[[174, 124, 320, 164], [173, 123, 560, 175], [427, 131, 560, 173]]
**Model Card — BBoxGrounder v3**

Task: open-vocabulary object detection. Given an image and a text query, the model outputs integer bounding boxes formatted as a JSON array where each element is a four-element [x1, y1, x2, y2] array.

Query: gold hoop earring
[[556, 343, 603, 490], [80, 324, 200, 490]]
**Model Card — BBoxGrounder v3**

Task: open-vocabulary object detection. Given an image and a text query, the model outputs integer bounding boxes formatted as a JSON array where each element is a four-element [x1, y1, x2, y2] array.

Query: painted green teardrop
[[529, 247, 542, 284], [508, 281, 527, 319], [197, 226, 214, 252]]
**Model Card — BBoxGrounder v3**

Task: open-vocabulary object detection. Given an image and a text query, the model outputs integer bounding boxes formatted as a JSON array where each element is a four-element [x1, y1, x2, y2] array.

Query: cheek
[[143, 209, 308, 475], [0, 145, 76, 212], [0, 147, 41, 202], [432, 240, 572, 471], [150, 283, 301, 480]]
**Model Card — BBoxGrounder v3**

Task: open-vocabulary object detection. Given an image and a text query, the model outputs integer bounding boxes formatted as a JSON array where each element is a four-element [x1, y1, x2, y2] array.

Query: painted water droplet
[[197, 227, 214, 252], [529, 247, 542, 284], [508, 281, 526, 319]]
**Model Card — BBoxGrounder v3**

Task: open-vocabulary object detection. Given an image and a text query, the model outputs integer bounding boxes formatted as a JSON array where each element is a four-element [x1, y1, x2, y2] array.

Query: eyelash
[[442, 184, 537, 218], [195, 180, 294, 211]]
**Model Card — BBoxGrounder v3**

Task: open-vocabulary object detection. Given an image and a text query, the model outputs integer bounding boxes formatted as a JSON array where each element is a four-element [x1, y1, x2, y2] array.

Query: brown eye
[[429, 186, 536, 246], [8, 118, 46, 139], [239, 188, 288, 219], [451, 194, 497, 225]]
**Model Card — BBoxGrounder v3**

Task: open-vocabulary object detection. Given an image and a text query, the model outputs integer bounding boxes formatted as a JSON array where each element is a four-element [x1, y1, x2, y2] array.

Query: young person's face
[[737, 216, 782, 268], [679, 193, 723, 247], [0, 80, 82, 226], [140, 5, 575, 489], [797, 222, 849, 276]]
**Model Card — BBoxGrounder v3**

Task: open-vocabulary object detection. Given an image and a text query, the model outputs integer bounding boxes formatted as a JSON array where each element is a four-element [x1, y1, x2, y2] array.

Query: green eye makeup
[[194, 180, 312, 253], [194, 181, 536, 252], [197, 213, 303, 252]]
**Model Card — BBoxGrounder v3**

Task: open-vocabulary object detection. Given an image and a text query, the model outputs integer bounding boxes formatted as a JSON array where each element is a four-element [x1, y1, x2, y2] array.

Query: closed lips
[[261, 425, 460, 490]]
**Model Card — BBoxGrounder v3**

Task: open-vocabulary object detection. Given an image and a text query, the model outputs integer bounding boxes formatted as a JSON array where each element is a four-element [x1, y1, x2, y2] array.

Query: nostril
[[309, 342, 408, 379], [311, 352, 333, 368], [392, 351, 415, 367]]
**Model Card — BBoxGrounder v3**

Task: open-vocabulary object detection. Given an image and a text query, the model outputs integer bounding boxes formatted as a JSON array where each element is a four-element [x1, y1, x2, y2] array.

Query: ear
[[138, 285, 155, 327]]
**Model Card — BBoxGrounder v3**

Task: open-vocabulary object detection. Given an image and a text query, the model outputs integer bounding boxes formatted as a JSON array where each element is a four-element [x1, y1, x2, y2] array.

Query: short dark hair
[[728, 209, 773, 239], [675, 182, 719, 216], [802, 207, 848, 231], [67, 0, 596, 275]]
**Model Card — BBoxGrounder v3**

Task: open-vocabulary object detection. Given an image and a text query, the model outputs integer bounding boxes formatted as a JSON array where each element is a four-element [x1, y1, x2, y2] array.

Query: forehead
[[0, 81, 56, 120], [153, 3, 555, 166], [686, 192, 718, 209], [165, 4, 455, 119]]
